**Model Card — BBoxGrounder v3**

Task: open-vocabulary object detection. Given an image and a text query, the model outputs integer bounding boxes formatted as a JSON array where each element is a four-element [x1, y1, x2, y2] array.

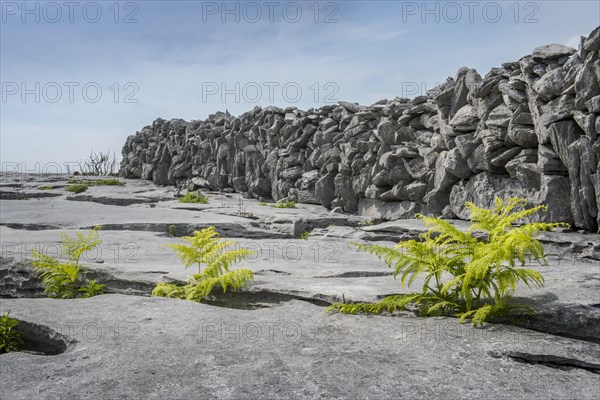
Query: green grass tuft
[[178, 192, 209, 204], [68, 178, 124, 186], [272, 200, 296, 209], [65, 184, 88, 194]]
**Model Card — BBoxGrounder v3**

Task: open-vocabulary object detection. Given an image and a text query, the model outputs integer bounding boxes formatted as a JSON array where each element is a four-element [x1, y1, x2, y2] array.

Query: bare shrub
[[77, 150, 119, 176]]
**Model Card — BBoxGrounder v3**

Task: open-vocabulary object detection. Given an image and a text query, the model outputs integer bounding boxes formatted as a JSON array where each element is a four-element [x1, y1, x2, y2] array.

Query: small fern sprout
[[31, 227, 105, 299], [80, 279, 106, 298], [155, 226, 255, 303], [62, 226, 102, 266]]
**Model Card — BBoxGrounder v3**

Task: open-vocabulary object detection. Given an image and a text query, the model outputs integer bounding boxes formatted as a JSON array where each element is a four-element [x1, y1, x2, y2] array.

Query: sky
[[1, 0, 599, 170]]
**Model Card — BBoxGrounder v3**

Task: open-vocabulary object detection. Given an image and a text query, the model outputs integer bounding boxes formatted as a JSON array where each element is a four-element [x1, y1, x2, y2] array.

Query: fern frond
[[326, 294, 423, 315], [458, 304, 493, 326], [441, 275, 464, 294], [346, 197, 563, 326], [466, 202, 503, 233], [217, 269, 255, 292], [166, 243, 202, 269], [158, 227, 255, 302], [512, 267, 544, 289], [183, 278, 220, 301], [31, 248, 59, 270], [203, 248, 255, 278], [61, 226, 102, 265], [80, 279, 106, 298], [152, 283, 184, 298], [426, 300, 457, 315]]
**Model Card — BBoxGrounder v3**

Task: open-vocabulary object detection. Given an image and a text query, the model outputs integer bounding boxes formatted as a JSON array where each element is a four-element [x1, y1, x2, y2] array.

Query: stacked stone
[[121, 26, 600, 231]]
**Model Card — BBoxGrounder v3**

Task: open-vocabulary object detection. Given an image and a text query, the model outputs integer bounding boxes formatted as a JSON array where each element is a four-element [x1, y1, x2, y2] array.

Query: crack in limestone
[[489, 350, 600, 374]]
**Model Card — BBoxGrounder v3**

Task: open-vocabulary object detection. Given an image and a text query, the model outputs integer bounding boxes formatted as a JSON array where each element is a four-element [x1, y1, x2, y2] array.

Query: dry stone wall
[[121, 26, 600, 232]]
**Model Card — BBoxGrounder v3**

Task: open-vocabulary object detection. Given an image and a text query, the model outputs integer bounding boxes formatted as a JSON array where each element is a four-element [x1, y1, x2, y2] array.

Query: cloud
[[2, 1, 599, 166]]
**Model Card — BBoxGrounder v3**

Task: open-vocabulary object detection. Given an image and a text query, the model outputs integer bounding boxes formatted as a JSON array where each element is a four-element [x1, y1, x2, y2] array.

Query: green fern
[[153, 226, 255, 302], [329, 197, 569, 326], [0, 312, 24, 354], [62, 226, 102, 265], [80, 279, 106, 298], [31, 227, 105, 299], [152, 283, 185, 298]]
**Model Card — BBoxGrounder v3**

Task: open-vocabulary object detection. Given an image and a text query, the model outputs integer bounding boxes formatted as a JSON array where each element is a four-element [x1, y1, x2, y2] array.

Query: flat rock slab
[[2, 226, 598, 307], [1, 295, 599, 400], [1, 174, 600, 398], [0, 175, 365, 238]]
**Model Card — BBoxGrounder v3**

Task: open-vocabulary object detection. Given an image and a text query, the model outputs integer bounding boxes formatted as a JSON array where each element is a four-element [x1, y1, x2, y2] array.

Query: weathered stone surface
[[540, 95, 576, 126], [315, 173, 336, 208], [538, 144, 568, 175], [575, 54, 600, 110], [2, 295, 599, 400], [449, 105, 479, 132], [567, 137, 598, 231], [1, 173, 600, 400], [444, 147, 472, 179], [574, 111, 598, 141], [531, 44, 576, 61], [508, 124, 538, 148], [491, 147, 523, 169], [486, 104, 512, 128], [454, 133, 479, 158], [357, 198, 419, 220], [404, 181, 429, 202], [449, 172, 529, 219], [530, 175, 574, 224], [548, 121, 584, 169], [586, 95, 600, 113], [534, 68, 565, 101]]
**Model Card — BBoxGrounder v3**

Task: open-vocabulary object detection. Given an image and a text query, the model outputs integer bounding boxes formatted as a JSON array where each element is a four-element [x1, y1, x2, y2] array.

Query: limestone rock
[[118, 26, 600, 231], [531, 44, 576, 61], [449, 105, 479, 132]]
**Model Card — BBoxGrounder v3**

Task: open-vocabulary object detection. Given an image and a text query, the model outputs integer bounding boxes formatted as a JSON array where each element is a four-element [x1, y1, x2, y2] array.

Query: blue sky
[[1, 0, 599, 169]]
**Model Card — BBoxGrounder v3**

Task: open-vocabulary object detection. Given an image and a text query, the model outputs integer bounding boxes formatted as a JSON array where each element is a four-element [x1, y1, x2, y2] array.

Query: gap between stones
[[489, 350, 600, 375]]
